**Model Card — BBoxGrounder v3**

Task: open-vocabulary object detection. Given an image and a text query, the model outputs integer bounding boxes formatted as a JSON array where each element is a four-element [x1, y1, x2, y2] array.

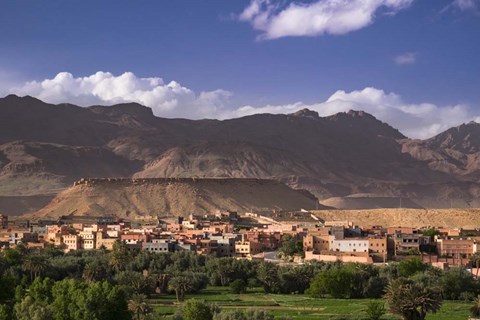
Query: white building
[[331, 238, 369, 253]]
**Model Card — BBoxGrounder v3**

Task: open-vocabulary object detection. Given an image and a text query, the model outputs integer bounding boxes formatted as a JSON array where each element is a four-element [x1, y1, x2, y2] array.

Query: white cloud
[[239, 0, 414, 40], [452, 0, 479, 10], [393, 52, 417, 65], [226, 87, 480, 139], [8, 71, 231, 119], [6, 71, 479, 139]]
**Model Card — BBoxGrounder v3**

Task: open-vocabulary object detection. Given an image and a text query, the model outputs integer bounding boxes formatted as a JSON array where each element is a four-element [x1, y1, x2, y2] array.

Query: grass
[[149, 286, 472, 319]]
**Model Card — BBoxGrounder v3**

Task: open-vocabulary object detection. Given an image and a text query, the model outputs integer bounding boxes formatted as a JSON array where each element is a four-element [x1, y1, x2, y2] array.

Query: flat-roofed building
[[79, 231, 96, 250], [235, 240, 262, 257], [303, 234, 332, 253], [368, 237, 388, 254], [331, 238, 369, 253], [63, 234, 81, 251], [143, 239, 175, 253], [436, 237, 475, 258], [393, 233, 430, 255]]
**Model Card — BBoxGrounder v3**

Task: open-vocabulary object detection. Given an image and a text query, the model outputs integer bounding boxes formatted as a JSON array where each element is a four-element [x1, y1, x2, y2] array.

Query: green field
[[149, 286, 472, 319]]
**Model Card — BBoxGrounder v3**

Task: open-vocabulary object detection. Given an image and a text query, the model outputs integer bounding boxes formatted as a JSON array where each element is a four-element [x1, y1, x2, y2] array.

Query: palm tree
[[83, 260, 107, 282], [109, 241, 130, 272], [22, 254, 48, 281], [471, 295, 480, 319], [470, 252, 480, 278], [128, 293, 152, 320], [384, 278, 443, 320]]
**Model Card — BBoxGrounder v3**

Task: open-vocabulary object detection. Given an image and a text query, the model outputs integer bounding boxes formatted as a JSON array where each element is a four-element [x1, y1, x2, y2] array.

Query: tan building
[[368, 237, 387, 254], [436, 237, 475, 258], [95, 231, 117, 250], [63, 234, 81, 251], [79, 231, 96, 250], [393, 233, 429, 255], [235, 240, 262, 257], [303, 234, 331, 253]]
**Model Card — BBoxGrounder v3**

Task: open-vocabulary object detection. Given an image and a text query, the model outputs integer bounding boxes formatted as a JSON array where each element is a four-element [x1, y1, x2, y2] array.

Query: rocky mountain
[[0, 94, 479, 215], [403, 121, 480, 177]]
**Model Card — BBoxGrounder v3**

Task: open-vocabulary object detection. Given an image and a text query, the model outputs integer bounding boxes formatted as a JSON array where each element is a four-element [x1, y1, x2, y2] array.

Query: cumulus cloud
[[6, 71, 479, 139], [226, 87, 480, 139], [393, 52, 417, 65], [239, 0, 414, 40], [8, 71, 231, 119]]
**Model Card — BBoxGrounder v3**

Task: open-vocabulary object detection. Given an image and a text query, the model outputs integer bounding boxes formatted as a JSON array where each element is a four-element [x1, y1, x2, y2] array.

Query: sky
[[0, 0, 480, 138]]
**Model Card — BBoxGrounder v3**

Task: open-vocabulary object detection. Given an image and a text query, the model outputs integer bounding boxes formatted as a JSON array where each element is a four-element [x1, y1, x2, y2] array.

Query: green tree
[[168, 275, 193, 302], [278, 234, 303, 258], [14, 295, 53, 320], [109, 240, 130, 273], [307, 265, 363, 299], [364, 300, 385, 320], [4, 248, 23, 266], [0, 274, 17, 303], [0, 304, 9, 320], [229, 279, 247, 294], [128, 293, 153, 320], [441, 266, 478, 300], [397, 257, 427, 278], [28, 277, 54, 304], [385, 278, 443, 320], [83, 259, 108, 282], [256, 262, 280, 293], [115, 271, 151, 296], [182, 299, 213, 320]]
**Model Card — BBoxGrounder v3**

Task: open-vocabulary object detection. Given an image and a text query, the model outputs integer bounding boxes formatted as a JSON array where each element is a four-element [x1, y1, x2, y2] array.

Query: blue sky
[[0, 0, 479, 138]]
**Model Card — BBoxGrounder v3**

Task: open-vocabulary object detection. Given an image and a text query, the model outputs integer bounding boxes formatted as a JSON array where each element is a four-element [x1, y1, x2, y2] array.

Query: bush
[[364, 300, 385, 320], [229, 279, 247, 294], [182, 299, 214, 320]]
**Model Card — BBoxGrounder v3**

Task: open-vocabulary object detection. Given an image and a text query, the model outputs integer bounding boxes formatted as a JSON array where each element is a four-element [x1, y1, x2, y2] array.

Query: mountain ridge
[[0, 94, 479, 215]]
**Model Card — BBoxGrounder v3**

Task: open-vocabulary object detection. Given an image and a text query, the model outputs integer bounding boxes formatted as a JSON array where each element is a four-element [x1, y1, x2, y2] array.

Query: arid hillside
[[312, 208, 480, 229], [31, 178, 320, 219]]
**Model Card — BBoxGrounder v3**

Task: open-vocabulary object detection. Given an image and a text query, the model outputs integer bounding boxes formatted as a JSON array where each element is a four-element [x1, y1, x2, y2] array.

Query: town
[[2, 210, 479, 272]]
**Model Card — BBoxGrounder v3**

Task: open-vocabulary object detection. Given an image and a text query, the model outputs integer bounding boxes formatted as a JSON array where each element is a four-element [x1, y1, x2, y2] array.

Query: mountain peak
[[427, 121, 480, 152], [1, 94, 44, 104], [347, 110, 372, 118], [290, 108, 319, 119], [326, 110, 405, 139], [88, 102, 154, 118]]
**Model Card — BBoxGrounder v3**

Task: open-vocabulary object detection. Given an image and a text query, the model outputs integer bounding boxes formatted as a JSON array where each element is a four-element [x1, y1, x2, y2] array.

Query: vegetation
[[385, 278, 443, 320], [2, 244, 480, 319], [364, 300, 386, 320]]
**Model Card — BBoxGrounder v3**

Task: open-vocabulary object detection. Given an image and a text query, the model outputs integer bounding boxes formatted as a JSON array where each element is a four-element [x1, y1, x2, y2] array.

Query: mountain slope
[[32, 178, 320, 219], [403, 122, 480, 177], [1, 95, 479, 215]]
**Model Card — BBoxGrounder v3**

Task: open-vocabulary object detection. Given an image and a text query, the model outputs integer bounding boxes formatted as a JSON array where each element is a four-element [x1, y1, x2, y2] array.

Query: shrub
[[229, 279, 247, 294]]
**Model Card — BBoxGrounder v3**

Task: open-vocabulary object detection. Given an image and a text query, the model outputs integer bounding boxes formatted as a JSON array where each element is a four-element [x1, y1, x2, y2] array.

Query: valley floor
[[150, 286, 471, 320]]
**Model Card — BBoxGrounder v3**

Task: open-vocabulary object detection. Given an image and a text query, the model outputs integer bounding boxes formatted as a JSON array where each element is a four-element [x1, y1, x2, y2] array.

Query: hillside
[[31, 178, 320, 219], [2, 95, 480, 214], [320, 194, 424, 210], [312, 208, 480, 229]]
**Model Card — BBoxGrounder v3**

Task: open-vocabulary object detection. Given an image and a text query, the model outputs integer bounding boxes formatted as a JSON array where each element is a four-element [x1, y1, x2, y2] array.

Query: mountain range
[[1, 94, 480, 216]]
